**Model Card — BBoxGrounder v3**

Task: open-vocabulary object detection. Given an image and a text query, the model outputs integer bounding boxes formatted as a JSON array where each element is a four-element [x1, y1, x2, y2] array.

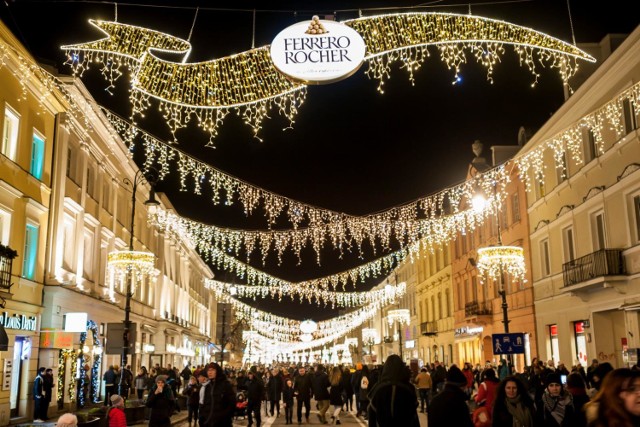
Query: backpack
[[361, 376, 369, 390]]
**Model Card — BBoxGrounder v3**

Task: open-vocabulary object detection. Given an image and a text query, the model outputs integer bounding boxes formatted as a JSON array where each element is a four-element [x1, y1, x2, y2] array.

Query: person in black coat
[[351, 364, 363, 415], [293, 366, 313, 424], [199, 363, 236, 427], [43, 368, 54, 421], [428, 365, 473, 427], [246, 370, 264, 427], [267, 368, 283, 417], [329, 366, 345, 424], [341, 367, 354, 412], [146, 375, 175, 427], [536, 372, 578, 427], [367, 355, 419, 427], [311, 364, 331, 424], [282, 378, 295, 425]]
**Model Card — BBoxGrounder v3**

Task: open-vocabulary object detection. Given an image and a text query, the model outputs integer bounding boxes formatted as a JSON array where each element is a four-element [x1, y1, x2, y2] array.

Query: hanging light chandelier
[[105, 250, 157, 301], [362, 328, 379, 345], [387, 309, 410, 326], [300, 320, 318, 334], [476, 245, 527, 285]]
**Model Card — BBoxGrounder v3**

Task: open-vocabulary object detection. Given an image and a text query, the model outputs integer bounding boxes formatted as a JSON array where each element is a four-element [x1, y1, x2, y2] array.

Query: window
[[562, 226, 576, 263], [445, 289, 451, 318], [83, 230, 94, 280], [583, 127, 598, 163], [540, 238, 551, 277], [549, 324, 559, 366], [22, 223, 39, 280], [0, 208, 10, 246], [62, 217, 75, 271], [471, 275, 478, 300], [574, 321, 588, 367], [633, 195, 640, 242], [623, 98, 638, 135], [86, 166, 96, 199], [431, 295, 436, 322], [2, 106, 19, 161], [30, 131, 45, 180], [501, 205, 508, 229], [437, 292, 442, 319], [511, 192, 521, 223], [103, 180, 112, 213], [66, 147, 80, 184], [592, 211, 606, 250]]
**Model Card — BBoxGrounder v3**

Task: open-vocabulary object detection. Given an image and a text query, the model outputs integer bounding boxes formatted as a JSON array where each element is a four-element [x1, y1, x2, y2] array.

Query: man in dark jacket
[[294, 366, 313, 424], [368, 355, 419, 427], [199, 363, 236, 427], [351, 364, 363, 415], [267, 368, 284, 417], [246, 369, 265, 427], [428, 365, 473, 427], [103, 365, 117, 405], [431, 361, 447, 394], [33, 367, 46, 422], [311, 365, 331, 424]]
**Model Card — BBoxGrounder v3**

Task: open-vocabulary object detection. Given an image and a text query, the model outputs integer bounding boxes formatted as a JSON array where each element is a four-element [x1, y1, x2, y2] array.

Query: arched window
[[438, 292, 443, 319]]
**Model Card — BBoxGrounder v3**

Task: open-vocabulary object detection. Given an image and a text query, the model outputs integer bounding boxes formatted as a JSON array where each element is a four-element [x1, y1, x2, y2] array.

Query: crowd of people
[[50, 356, 640, 427]]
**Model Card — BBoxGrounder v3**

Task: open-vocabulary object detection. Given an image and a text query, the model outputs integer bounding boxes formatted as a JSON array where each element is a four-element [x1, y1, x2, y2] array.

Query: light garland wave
[[62, 12, 594, 143]]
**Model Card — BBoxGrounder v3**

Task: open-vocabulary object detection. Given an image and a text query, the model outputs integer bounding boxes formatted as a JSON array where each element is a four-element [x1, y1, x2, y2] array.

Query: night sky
[[1, 0, 637, 320]]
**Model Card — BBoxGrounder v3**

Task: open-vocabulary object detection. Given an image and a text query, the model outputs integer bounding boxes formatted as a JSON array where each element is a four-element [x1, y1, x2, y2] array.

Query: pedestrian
[[358, 365, 370, 420], [491, 375, 535, 427], [43, 368, 54, 421], [283, 378, 295, 425], [341, 367, 354, 412], [428, 365, 473, 427], [199, 363, 236, 427], [367, 354, 419, 427], [463, 362, 475, 399], [182, 376, 201, 427], [498, 359, 510, 381], [55, 413, 78, 427], [267, 367, 283, 417], [414, 367, 432, 412], [182, 364, 193, 391], [103, 365, 117, 405], [246, 369, 264, 427], [145, 375, 175, 427], [566, 372, 589, 427], [33, 367, 47, 422], [311, 364, 331, 424], [585, 367, 640, 427], [294, 366, 313, 424], [351, 363, 363, 415], [536, 372, 577, 427], [108, 395, 127, 427], [134, 368, 148, 399], [329, 366, 344, 425], [475, 367, 500, 412]]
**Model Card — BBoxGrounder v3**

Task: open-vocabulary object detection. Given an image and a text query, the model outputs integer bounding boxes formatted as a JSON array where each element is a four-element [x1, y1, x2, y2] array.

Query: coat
[[329, 382, 344, 406], [428, 384, 473, 427], [107, 406, 127, 427], [145, 386, 175, 427], [311, 371, 331, 401], [199, 369, 236, 427], [293, 373, 313, 399], [267, 374, 283, 402], [367, 355, 419, 427]]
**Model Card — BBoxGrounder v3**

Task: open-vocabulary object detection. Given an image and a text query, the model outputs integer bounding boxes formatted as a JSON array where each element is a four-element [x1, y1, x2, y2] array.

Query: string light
[[105, 251, 157, 302], [362, 328, 380, 345], [63, 12, 593, 143], [387, 308, 410, 326]]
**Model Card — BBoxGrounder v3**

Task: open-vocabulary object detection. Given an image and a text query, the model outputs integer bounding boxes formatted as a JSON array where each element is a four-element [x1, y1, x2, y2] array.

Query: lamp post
[[110, 169, 159, 396]]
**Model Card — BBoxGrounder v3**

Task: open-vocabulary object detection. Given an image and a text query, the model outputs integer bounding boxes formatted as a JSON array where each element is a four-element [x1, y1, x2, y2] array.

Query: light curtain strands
[[62, 12, 594, 143], [514, 81, 640, 191], [476, 245, 527, 285], [206, 278, 406, 308]]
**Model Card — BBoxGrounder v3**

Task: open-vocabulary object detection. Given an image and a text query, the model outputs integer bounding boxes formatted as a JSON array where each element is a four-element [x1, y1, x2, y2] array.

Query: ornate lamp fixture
[[476, 245, 526, 285], [362, 328, 379, 346], [300, 320, 318, 334], [105, 251, 156, 302], [387, 309, 410, 326]]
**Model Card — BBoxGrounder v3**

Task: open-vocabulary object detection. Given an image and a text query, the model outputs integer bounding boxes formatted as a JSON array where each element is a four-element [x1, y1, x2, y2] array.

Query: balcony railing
[[420, 321, 438, 336], [0, 244, 18, 292], [562, 249, 624, 287], [465, 300, 492, 317]]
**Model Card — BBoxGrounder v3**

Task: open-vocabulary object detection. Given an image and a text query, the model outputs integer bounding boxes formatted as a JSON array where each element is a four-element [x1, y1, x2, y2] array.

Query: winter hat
[[445, 365, 467, 386], [545, 372, 562, 387], [155, 375, 168, 383], [110, 394, 124, 406]]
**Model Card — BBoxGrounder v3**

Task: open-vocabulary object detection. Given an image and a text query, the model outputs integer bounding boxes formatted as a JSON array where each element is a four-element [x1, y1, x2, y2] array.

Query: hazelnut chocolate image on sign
[[305, 15, 328, 35]]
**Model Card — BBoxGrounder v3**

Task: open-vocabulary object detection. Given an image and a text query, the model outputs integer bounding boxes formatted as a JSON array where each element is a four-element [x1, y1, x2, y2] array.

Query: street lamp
[[387, 309, 410, 360], [106, 169, 159, 396]]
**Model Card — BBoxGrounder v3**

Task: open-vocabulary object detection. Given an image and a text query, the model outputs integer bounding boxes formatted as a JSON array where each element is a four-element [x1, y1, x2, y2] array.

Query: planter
[[77, 416, 101, 427], [124, 405, 147, 425]]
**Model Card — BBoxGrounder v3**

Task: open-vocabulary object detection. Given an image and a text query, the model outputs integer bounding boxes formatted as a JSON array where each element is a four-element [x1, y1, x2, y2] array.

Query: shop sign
[[270, 17, 366, 84], [405, 340, 415, 349], [0, 311, 37, 331], [40, 331, 74, 349], [454, 326, 483, 337], [64, 312, 88, 332], [2, 359, 12, 391]]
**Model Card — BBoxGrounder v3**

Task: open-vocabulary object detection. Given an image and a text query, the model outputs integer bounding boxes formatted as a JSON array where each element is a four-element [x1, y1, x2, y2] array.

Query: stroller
[[235, 391, 248, 419]]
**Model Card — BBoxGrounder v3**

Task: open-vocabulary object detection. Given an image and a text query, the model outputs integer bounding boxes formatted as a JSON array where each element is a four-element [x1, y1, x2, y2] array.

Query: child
[[182, 376, 200, 427], [282, 379, 295, 425]]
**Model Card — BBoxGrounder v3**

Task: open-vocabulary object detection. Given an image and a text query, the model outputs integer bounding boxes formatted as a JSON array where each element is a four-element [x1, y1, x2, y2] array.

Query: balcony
[[420, 321, 438, 336], [562, 249, 625, 289], [464, 300, 492, 324], [0, 244, 18, 293]]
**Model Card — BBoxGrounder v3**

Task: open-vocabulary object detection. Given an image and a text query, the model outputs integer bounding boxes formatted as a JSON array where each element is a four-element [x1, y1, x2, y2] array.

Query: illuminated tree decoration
[[476, 245, 526, 285], [63, 12, 594, 143], [105, 251, 157, 301]]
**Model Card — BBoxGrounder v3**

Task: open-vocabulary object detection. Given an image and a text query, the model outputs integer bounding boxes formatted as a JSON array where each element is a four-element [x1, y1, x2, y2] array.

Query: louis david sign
[[270, 16, 366, 84], [0, 311, 37, 332]]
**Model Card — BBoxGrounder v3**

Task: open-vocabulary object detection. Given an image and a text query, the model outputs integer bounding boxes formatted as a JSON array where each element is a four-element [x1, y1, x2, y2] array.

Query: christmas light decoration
[[63, 12, 593, 143], [362, 328, 379, 345], [105, 251, 157, 302], [387, 308, 410, 326], [476, 245, 527, 285], [300, 320, 318, 334]]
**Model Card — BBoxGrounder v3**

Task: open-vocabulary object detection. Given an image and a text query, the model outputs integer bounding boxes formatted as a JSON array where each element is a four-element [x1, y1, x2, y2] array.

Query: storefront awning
[[0, 325, 8, 351]]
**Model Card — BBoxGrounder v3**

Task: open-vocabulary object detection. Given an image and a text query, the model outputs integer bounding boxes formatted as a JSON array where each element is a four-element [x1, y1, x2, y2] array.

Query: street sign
[[492, 333, 525, 355]]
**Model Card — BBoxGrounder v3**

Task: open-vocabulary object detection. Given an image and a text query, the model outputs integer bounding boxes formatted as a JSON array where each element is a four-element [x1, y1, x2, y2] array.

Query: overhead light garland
[[63, 12, 593, 143], [206, 278, 406, 308], [105, 251, 157, 302], [387, 308, 411, 326]]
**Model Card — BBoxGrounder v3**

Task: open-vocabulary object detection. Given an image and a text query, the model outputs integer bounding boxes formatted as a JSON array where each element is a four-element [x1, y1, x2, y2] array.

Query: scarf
[[505, 395, 533, 427], [542, 390, 573, 426]]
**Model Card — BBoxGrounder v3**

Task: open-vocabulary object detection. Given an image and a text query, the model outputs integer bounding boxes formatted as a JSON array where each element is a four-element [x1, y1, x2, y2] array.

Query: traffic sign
[[492, 333, 525, 355]]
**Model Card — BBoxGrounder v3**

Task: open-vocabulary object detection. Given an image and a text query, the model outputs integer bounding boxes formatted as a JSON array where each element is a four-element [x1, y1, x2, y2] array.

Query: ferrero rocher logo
[[305, 16, 328, 35]]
